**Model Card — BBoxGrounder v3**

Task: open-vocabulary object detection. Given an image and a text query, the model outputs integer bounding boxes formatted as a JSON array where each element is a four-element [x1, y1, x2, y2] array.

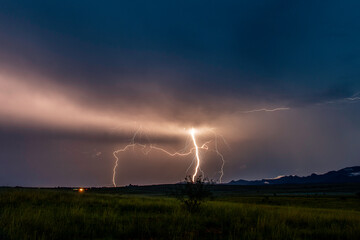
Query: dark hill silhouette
[[228, 166, 360, 185]]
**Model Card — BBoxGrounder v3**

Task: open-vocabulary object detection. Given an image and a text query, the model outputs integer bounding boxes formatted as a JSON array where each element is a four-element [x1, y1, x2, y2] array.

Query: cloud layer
[[0, 0, 359, 186]]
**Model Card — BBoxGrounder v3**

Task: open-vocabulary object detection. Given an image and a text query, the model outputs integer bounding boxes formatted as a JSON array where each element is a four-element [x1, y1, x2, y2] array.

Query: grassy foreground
[[0, 188, 359, 240]]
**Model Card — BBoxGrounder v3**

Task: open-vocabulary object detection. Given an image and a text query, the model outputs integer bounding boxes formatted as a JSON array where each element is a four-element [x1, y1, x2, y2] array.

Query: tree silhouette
[[177, 175, 212, 212]]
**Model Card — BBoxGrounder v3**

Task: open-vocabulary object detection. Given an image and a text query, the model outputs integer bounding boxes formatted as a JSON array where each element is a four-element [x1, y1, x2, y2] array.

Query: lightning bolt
[[112, 128, 226, 187], [190, 128, 200, 181], [346, 92, 360, 101], [214, 133, 225, 183], [111, 104, 295, 186], [111, 91, 360, 187], [241, 107, 290, 113], [347, 97, 360, 101], [112, 143, 146, 187], [238, 92, 360, 114], [317, 92, 360, 106]]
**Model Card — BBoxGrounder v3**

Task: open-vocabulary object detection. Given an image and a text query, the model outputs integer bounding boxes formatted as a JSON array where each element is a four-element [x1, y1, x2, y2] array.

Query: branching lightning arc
[[112, 127, 226, 187], [111, 105, 297, 187]]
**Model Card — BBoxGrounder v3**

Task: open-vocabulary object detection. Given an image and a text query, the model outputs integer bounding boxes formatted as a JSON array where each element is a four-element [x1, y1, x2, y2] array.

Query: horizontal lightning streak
[[347, 97, 360, 101], [241, 107, 290, 113]]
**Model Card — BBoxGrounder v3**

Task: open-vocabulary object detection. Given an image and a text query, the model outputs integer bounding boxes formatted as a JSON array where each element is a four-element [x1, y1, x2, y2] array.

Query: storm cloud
[[0, 0, 359, 186]]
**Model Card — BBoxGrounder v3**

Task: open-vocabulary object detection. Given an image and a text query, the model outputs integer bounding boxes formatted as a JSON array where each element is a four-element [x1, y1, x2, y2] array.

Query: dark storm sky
[[0, 0, 359, 186]]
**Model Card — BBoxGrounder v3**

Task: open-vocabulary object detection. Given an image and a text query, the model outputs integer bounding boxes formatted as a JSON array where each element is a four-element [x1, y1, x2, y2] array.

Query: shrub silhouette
[[177, 175, 212, 212]]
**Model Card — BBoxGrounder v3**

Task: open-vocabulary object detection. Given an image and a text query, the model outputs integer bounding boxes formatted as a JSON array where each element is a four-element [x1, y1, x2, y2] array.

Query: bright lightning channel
[[190, 128, 200, 182], [112, 127, 225, 187]]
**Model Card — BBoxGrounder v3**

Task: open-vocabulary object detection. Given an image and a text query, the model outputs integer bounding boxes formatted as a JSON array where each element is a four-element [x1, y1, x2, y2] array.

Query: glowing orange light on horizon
[[78, 188, 84, 193]]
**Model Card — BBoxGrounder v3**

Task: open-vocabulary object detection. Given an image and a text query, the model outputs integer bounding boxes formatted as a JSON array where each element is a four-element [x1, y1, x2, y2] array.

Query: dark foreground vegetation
[[0, 184, 360, 240]]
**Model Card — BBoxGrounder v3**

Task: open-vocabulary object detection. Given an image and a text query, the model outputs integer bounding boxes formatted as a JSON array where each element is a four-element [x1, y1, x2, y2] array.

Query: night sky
[[0, 1, 359, 187]]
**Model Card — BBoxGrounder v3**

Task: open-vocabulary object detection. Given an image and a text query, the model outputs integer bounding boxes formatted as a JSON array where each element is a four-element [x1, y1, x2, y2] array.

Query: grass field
[[0, 187, 359, 240]]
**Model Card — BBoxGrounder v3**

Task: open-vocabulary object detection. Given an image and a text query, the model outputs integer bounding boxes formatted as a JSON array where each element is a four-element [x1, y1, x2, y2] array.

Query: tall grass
[[0, 189, 359, 239]]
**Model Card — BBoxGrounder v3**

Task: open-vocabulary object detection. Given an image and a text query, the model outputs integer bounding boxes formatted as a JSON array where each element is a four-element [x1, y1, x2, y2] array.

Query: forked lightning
[[112, 128, 226, 187]]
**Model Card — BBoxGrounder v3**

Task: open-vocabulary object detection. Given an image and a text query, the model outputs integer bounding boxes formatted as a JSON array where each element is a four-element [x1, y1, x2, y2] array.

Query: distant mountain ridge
[[228, 166, 360, 185]]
